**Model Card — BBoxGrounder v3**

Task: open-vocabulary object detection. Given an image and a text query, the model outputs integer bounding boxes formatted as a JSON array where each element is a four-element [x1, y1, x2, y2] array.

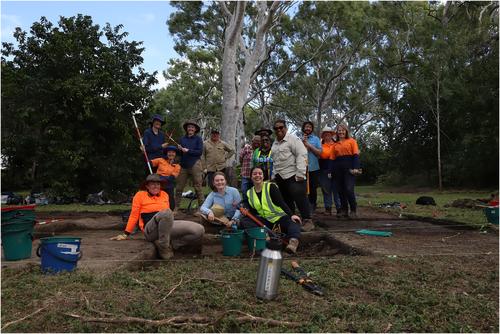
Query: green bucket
[[221, 230, 244, 256], [245, 227, 267, 252], [484, 207, 499, 225], [1, 205, 36, 261]]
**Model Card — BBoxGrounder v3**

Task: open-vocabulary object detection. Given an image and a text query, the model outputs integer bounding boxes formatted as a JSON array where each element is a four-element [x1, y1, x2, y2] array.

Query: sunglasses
[[273, 126, 285, 131]]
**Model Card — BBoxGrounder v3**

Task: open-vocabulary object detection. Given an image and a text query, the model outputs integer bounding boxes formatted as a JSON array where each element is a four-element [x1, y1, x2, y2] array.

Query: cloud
[[1, 14, 22, 41], [153, 72, 171, 90]]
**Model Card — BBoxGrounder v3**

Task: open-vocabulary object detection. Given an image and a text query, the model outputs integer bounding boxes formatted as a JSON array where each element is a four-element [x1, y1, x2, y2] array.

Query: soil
[[2, 207, 498, 272]]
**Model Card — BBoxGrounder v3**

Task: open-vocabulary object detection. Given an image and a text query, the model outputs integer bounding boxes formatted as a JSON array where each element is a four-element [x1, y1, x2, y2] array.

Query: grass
[[355, 186, 496, 228], [1, 256, 498, 332]]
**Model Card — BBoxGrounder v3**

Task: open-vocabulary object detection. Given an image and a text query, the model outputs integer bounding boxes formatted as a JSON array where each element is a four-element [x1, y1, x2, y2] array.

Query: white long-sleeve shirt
[[270, 132, 308, 180]]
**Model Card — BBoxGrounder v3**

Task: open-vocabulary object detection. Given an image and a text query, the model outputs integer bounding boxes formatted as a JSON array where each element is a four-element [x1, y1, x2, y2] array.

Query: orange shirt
[[125, 190, 169, 234], [332, 138, 359, 159], [151, 158, 181, 177], [320, 142, 336, 160]]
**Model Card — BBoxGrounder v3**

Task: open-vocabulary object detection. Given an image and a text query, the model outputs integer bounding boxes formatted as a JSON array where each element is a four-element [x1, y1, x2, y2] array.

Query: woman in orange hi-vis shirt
[[318, 126, 341, 216], [110, 174, 204, 259], [332, 123, 362, 218]]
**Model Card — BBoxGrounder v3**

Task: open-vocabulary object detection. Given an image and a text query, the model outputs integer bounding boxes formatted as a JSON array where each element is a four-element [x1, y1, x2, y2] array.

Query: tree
[[1, 15, 157, 198]]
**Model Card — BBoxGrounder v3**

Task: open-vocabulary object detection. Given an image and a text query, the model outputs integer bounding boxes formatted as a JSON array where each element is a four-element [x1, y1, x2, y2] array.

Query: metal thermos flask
[[255, 239, 283, 300]]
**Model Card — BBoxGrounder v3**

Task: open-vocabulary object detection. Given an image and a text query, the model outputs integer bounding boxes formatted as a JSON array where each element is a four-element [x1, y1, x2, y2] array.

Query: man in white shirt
[[270, 119, 314, 232]]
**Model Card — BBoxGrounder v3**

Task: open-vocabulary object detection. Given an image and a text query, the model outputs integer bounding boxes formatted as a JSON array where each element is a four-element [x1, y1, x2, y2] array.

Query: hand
[[207, 212, 215, 222], [291, 215, 302, 224], [227, 220, 236, 228], [161, 142, 168, 148], [110, 233, 127, 241], [295, 175, 304, 182], [181, 147, 189, 153], [349, 169, 362, 176], [327, 173, 332, 179], [203, 169, 208, 174], [140, 146, 145, 153]]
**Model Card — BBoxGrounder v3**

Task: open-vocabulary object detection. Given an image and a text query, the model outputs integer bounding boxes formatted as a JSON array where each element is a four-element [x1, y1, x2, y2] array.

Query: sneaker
[[349, 211, 358, 219], [301, 219, 315, 232], [285, 238, 299, 254], [154, 240, 174, 259]]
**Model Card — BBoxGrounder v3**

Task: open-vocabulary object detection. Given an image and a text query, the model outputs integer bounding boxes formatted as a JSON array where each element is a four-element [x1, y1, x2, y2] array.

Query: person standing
[[301, 121, 322, 214], [150, 145, 181, 210], [270, 119, 314, 232], [240, 166, 302, 254], [202, 128, 235, 191], [174, 120, 205, 211], [110, 174, 205, 259], [332, 123, 361, 218], [252, 134, 273, 181], [240, 135, 261, 202], [318, 127, 341, 216], [143, 114, 168, 161]]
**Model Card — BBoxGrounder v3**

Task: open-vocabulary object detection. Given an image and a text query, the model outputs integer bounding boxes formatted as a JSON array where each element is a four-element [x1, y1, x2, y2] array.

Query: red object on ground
[[1, 205, 36, 212], [488, 200, 499, 207]]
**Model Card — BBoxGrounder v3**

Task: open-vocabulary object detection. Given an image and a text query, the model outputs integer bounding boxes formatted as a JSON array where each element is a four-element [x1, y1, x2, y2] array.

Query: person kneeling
[[240, 166, 301, 254], [110, 174, 204, 259]]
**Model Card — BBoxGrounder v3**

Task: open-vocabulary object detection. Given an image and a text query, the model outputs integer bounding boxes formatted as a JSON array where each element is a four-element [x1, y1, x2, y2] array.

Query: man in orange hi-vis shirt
[[110, 174, 204, 259]]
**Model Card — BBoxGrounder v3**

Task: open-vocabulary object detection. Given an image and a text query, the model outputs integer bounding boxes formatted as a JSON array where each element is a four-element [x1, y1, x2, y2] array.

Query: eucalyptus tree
[[168, 1, 293, 160]]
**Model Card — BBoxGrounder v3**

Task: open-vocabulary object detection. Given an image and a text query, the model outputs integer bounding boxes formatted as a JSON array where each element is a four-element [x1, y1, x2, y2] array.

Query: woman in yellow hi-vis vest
[[240, 166, 302, 254]]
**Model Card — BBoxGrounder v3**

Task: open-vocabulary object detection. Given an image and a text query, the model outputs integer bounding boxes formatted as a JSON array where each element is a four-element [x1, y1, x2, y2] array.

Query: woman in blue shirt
[[199, 172, 241, 226]]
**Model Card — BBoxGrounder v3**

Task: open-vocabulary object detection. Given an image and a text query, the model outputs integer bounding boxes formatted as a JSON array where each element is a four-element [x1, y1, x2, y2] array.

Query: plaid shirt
[[239, 144, 253, 178]]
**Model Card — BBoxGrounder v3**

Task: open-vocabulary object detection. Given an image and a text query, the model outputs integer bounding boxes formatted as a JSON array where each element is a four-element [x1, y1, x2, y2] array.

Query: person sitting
[[198, 172, 241, 227], [150, 145, 181, 210], [240, 166, 302, 254], [110, 174, 205, 259]]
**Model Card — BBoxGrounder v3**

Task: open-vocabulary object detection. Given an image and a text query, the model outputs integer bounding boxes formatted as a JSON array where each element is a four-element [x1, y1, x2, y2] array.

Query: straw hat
[[210, 204, 229, 225]]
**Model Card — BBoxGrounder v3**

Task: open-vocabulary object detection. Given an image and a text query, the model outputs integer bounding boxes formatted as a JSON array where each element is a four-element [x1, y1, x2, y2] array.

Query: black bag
[[416, 196, 436, 206]]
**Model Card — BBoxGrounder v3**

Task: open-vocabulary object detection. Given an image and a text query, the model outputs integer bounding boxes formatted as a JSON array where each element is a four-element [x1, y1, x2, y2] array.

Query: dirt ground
[[2, 207, 498, 272]]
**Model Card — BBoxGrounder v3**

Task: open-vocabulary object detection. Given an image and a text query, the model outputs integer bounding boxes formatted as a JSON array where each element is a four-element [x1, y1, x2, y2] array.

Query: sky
[[1, 1, 181, 89]]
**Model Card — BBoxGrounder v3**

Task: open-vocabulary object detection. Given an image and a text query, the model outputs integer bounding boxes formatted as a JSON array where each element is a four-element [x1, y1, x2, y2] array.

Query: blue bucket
[[36, 237, 82, 274]]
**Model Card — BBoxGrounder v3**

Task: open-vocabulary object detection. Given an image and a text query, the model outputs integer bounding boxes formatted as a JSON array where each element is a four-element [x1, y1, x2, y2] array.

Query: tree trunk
[[436, 76, 442, 191]]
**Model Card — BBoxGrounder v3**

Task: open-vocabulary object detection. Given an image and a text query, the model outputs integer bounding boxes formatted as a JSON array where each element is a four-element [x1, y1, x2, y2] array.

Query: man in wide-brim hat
[[254, 128, 273, 138], [175, 120, 205, 210], [110, 174, 205, 259]]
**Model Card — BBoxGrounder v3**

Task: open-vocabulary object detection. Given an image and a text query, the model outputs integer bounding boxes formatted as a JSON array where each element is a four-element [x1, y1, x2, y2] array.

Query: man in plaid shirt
[[239, 135, 261, 201]]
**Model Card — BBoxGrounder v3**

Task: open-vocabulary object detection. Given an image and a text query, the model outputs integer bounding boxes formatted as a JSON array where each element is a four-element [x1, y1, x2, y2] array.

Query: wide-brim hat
[[182, 120, 200, 134], [163, 145, 178, 156], [254, 128, 273, 137], [139, 173, 166, 190], [211, 204, 230, 225], [321, 126, 334, 135], [149, 114, 166, 126]]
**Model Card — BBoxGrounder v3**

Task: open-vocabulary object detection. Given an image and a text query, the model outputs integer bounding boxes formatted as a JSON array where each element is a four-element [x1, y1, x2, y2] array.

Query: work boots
[[324, 207, 332, 216], [301, 218, 315, 232], [285, 238, 299, 254], [154, 240, 174, 260]]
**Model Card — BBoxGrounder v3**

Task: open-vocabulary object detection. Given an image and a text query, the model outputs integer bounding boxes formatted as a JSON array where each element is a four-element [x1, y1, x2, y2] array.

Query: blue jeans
[[241, 177, 253, 202], [332, 167, 357, 213], [320, 169, 341, 210]]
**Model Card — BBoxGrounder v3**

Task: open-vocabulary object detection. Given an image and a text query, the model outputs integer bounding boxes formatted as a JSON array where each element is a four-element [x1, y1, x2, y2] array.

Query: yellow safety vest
[[247, 182, 286, 223]]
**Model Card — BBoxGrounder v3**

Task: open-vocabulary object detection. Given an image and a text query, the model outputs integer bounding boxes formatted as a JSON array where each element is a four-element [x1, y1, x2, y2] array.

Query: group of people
[[111, 115, 361, 259]]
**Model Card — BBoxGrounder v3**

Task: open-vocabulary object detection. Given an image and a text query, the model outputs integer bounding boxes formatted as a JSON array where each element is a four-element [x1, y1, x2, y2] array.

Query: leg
[[320, 169, 333, 213], [332, 176, 341, 211], [334, 169, 348, 217], [166, 187, 175, 210], [277, 216, 301, 240], [170, 220, 205, 249], [175, 168, 189, 209], [345, 172, 357, 215], [191, 161, 205, 206], [206, 171, 215, 191], [144, 209, 175, 259], [308, 170, 320, 212], [287, 177, 311, 220], [275, 174, 296, 214]]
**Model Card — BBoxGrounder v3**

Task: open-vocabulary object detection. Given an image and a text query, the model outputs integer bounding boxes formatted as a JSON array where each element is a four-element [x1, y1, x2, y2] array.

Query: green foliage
[[1, 15, 156, 198]]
